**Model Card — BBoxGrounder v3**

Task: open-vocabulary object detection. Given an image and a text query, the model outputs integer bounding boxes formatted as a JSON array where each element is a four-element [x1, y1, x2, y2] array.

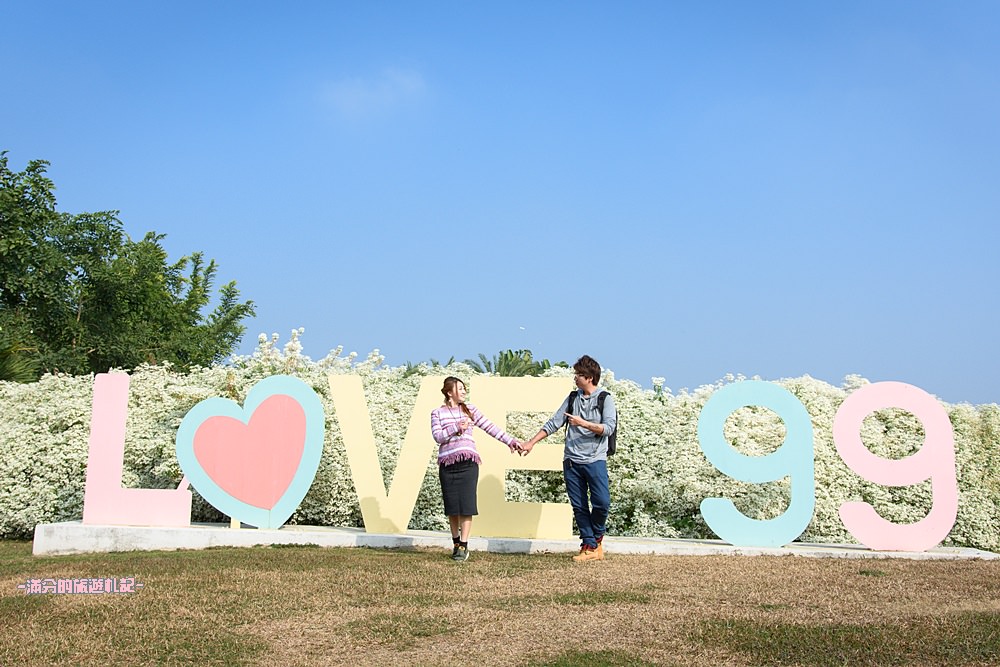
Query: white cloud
[[323, 67, 426, 118]]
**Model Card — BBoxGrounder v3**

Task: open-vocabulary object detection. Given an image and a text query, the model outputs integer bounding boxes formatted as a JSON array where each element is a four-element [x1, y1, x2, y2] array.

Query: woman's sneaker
[[452, 545, 470, 562]]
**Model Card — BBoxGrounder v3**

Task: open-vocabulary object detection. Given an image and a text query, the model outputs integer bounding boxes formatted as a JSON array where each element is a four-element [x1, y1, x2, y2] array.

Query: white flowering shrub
[[2, 331, 998, 552]]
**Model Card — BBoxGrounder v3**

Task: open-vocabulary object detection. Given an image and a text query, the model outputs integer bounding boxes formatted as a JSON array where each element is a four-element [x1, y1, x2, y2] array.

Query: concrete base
[[31, 521, 999, 560]]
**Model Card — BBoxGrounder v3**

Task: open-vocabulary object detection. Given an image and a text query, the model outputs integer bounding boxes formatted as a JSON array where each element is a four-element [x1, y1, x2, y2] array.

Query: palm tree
[[465, 349, 566, 377], [0, 331, 39, 383], [401, 356, 457, 378]]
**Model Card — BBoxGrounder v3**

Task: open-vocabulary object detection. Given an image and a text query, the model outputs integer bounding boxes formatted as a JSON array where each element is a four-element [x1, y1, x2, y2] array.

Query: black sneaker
[[451, 545, 460, 559], [452, 545, 470, 562]]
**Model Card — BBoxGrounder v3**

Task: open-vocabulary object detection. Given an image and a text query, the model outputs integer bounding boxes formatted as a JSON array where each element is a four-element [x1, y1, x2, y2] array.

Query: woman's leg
[[452, 515, 473, 561], [459, 515, 472, 541]]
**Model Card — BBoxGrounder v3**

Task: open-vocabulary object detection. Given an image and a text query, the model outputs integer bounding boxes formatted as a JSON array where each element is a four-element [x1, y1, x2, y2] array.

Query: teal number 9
[[697, 380, 815, 547]]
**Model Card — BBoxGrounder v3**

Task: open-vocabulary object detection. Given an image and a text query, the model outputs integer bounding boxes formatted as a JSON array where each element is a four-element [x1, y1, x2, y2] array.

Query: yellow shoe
[[572, 544, 604, 562]]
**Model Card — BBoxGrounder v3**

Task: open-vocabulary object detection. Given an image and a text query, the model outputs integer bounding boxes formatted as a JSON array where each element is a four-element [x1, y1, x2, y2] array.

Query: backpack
[[563, 389, 617, 455]]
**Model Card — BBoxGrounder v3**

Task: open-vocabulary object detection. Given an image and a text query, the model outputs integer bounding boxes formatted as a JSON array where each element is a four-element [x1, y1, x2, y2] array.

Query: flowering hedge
[[2, 331, 998, 551]]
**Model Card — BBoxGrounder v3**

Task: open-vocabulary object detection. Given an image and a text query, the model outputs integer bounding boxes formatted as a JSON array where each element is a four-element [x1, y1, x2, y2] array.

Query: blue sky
[[4, 2, 998, 404]]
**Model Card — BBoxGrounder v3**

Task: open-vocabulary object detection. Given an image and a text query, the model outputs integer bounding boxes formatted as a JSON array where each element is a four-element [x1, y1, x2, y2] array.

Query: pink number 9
[[833, 381, 957, 551]]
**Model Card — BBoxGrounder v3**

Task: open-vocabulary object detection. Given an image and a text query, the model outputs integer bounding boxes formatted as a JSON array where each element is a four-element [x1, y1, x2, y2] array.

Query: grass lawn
[[2, 539, 999, 666]]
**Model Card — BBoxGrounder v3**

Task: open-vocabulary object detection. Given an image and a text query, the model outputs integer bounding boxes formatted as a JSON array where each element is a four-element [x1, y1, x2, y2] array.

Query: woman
[[430, 376, 520, 561]]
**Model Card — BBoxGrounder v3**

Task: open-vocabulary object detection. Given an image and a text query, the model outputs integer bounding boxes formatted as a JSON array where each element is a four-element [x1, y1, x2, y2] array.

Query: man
[[519, 355, 616, 562]]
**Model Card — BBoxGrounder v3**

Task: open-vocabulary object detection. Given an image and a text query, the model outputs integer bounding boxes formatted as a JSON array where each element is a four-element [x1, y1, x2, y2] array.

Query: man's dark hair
[[573, 355, 601, 385]]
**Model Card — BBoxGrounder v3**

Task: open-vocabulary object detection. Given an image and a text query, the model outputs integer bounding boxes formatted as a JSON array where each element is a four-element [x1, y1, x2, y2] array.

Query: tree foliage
[[0, 152, 255, 377]]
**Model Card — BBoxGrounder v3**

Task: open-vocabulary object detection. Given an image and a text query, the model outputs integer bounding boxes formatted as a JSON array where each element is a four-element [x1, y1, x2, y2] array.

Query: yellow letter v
[[327, 375, 442, 533]]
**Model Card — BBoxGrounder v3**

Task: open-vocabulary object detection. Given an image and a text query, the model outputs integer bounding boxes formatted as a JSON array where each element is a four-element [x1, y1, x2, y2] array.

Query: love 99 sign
[[697, 380, 957, 552]]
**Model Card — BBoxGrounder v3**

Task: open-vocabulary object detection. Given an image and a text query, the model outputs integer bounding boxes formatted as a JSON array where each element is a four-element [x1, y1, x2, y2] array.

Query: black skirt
[[439, 459, 479, 516]]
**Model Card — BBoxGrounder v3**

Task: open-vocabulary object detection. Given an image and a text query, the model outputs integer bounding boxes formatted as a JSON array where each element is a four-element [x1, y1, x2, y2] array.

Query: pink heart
[[192, 394, 306, 510]]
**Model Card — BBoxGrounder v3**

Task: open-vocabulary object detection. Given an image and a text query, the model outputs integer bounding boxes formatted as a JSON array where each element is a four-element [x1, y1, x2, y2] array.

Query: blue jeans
[[563, 458, 610, 549]]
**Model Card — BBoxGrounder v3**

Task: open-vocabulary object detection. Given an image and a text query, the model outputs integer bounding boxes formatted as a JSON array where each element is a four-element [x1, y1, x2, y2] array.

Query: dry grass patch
[[2, 539, 999, 666], [696, 611, 1000, 666]]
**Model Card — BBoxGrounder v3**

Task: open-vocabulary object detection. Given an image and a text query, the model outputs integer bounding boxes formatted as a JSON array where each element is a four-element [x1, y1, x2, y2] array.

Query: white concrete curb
[[31, 521, 1000, 561]]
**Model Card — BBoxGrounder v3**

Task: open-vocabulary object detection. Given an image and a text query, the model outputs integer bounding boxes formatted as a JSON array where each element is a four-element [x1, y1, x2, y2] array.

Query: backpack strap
[[598, 390, 617, 455], [562, 390, 578, 427], [596, 390, 608, 416]]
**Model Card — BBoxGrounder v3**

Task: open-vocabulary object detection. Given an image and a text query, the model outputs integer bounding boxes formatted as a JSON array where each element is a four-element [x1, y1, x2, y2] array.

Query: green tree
[[0, 152, 255, 377]]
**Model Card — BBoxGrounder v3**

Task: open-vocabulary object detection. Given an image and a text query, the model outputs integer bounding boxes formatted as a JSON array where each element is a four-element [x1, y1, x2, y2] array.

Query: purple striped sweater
[[430, 403, 518, 466]]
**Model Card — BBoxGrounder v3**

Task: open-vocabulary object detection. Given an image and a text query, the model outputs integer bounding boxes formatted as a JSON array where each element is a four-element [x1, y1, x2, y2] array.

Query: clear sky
[[4, 2, 998, 405]]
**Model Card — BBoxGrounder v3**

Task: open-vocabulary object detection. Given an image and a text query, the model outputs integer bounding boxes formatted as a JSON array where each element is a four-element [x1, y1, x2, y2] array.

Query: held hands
[[516, 412, 589, 457]]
